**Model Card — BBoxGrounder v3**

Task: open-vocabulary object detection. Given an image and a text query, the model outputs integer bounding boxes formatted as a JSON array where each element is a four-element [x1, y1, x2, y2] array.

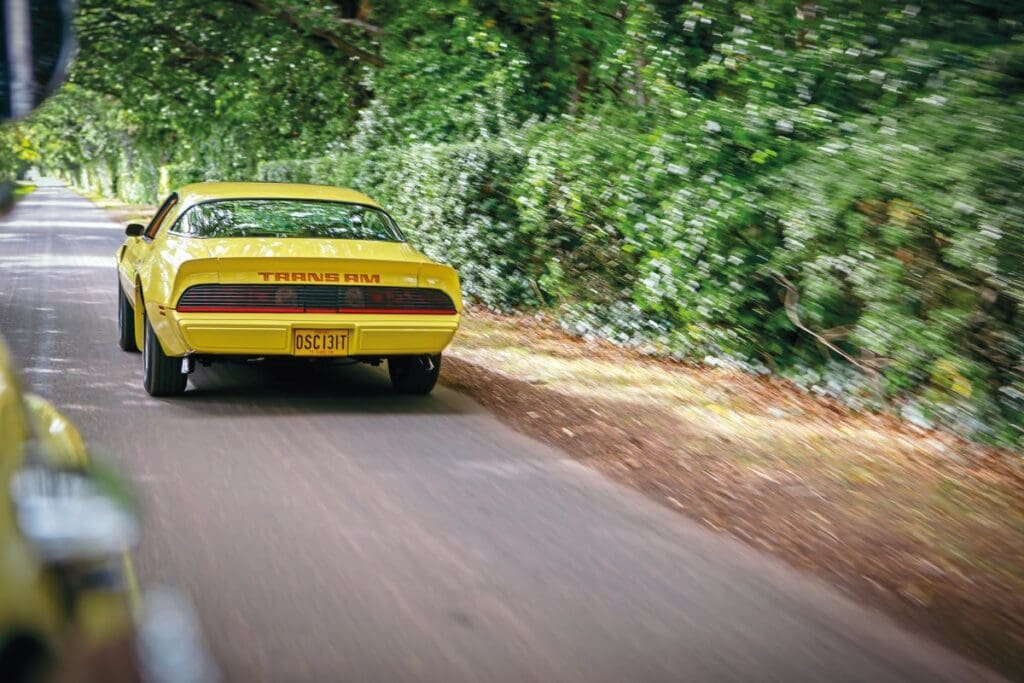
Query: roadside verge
[[443, 309, 1023, 680]]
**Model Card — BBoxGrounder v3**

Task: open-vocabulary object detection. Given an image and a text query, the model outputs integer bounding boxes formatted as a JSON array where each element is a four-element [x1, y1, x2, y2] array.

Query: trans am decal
[[256, 272, 382, 283]]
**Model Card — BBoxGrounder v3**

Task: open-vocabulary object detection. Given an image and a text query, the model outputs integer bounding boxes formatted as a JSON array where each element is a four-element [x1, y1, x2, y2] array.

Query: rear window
[[172, 199, 404, 241]]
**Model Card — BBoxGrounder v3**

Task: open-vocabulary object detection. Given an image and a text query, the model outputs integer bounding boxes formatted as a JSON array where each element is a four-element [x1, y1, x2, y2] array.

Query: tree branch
[[775, 274, 881, 376], [241, 0, 384, 67]]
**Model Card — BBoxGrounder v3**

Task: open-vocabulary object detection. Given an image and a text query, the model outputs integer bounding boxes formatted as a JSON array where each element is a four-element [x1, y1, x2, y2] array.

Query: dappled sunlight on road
[[0, 253, 114, 268]]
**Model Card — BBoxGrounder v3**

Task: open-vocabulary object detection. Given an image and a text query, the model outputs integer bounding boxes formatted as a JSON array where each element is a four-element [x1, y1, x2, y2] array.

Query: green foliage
[[770, 68, 1024, 438], [21, 0, 1024, 448], [257, 139, 534, 307]]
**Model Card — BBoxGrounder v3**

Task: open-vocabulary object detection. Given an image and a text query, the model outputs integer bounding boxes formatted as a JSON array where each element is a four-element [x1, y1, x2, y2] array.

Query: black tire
[[143, 315, 187, 396], [117, 280, 138, 351], [388, 354, 441, 395]]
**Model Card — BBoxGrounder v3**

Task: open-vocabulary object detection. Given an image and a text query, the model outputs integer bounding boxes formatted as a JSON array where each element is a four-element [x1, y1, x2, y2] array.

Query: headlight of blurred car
[[10, 463, 139, 566]]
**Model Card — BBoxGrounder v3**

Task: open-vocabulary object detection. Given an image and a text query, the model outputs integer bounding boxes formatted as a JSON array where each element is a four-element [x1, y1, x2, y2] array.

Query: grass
[[14, 181, 36, 198], [76, 189, 154, 224]]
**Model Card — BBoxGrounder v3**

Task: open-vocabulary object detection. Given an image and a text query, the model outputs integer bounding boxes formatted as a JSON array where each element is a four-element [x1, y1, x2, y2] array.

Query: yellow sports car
[[116, 182, 462, 396]]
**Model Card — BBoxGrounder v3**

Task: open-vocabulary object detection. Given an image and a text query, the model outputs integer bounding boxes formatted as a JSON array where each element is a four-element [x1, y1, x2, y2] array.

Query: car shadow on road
[[169, 358, 481, 417]]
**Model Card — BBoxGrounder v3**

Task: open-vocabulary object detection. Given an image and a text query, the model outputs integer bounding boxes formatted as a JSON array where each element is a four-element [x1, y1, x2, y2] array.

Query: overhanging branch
[[775, 274, 881, 377], [241, 0, 384, 67]]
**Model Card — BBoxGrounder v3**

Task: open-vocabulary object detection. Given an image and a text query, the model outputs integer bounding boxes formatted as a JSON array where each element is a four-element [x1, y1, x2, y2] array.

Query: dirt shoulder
[[443, 309, 1024, 680], [78, 190, 154, 226]]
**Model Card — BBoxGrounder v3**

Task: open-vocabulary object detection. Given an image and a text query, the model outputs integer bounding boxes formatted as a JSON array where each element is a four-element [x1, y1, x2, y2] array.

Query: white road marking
[[0, 254, 114, 268], [2, 220, 120, 229]]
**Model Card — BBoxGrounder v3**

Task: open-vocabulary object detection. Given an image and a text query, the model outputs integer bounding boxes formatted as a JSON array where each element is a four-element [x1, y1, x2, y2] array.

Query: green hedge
[[258, 142, 535, 308], [249, 84, 1021, 447]]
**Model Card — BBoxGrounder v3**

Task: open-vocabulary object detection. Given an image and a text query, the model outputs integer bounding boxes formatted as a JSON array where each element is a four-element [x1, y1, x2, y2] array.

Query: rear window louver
[[176, 284, 457, 314]]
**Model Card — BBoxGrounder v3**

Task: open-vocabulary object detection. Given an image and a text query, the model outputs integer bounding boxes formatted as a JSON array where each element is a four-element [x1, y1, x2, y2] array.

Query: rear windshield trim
[[166, 197, 405, 242]]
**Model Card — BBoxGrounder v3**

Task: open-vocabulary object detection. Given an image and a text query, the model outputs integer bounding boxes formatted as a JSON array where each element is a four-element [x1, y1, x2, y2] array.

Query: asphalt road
[[0, 180, 1002, 682]]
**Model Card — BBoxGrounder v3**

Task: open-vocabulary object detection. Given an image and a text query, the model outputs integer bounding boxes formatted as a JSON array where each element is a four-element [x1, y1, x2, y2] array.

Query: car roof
[[174, 182, 381, 208]]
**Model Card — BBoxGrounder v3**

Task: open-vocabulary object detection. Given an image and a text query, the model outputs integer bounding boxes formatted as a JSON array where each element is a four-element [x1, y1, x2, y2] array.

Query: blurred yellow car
[[0, 333, 138, 681], [0, 333, 216, 682], [116, 182, 462, 396]]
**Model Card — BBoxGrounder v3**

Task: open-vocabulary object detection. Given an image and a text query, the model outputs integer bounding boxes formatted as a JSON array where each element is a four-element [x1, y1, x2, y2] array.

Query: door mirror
[[0, 0, 74, 120], [126, 223, 145, 237], [10, 463, 139, 565]]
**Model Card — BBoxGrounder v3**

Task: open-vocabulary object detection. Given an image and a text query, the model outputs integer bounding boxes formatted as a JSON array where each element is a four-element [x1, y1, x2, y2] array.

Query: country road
[[0, 180, 1002, 682]]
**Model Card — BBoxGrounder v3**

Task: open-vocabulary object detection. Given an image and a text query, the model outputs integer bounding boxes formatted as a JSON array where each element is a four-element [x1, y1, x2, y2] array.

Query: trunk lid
[[176, 238, 430, 288]]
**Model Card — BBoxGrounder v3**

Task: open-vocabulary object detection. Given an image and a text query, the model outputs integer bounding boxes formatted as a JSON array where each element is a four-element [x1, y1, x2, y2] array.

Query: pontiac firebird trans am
[[116, 182, 462, 396]]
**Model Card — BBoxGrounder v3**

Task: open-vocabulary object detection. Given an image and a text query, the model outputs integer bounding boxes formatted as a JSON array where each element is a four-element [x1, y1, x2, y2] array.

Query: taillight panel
[[176, 284, 457, 314]]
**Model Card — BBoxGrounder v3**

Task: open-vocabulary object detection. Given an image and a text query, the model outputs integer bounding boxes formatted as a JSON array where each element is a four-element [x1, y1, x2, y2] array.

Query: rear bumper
[[151, 310, 460, 357]]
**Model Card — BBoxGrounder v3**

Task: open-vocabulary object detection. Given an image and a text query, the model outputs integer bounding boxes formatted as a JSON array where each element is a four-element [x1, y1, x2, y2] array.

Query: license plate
[[293, 329, 349, 356]]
